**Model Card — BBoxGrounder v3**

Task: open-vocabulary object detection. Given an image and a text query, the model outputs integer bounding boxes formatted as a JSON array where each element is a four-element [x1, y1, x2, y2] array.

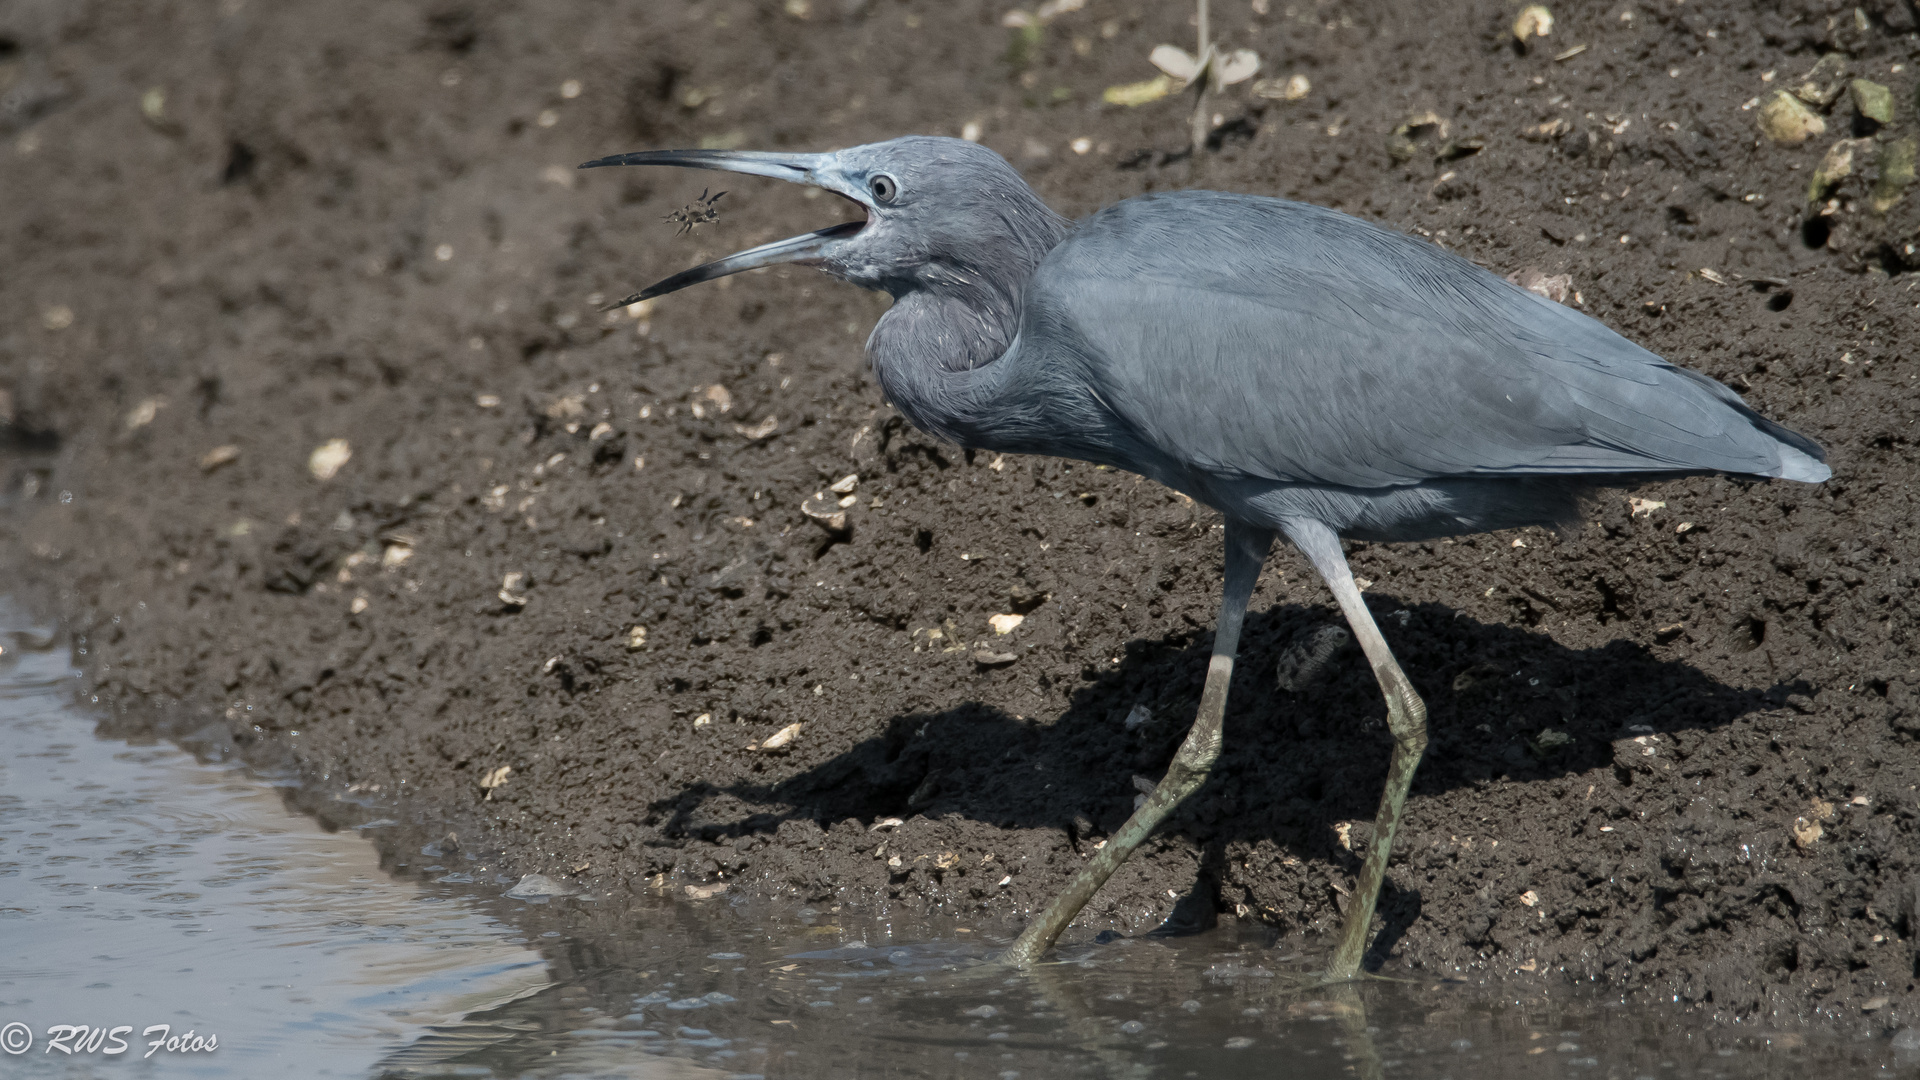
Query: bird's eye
[[869, 174, 899, 204]]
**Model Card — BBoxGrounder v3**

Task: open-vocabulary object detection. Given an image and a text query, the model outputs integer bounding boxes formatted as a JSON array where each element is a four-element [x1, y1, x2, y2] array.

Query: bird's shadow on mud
[[653, 596, 1805, 940]]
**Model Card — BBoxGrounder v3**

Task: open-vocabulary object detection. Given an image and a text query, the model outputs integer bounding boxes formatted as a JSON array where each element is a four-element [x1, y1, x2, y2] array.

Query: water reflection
[[0, 603, 1903, 1079]]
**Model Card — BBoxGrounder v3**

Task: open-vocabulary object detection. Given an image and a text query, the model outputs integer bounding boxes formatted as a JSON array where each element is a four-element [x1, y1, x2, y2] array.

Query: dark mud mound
[[3, 0, 1919, 1031]]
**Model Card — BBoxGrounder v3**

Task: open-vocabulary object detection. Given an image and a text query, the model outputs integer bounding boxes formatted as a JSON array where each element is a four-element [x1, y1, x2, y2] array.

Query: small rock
[[1758, 90, 1826, 145], [1892, 1028, 1920, 1052], [1791, 54, 1851, 107], [628, 625, 648, 650], [1864, 996, 1890, 1011], [381, 542, 412, 569], [1275, 624, 1351, 692], [1122, 703, 1153, 731], [504, 873, 575, 900], [1808, 137, 1873, 202], [758, 721, 802, 751], [963, 1005, 999, 1019], [1792, 815, 1824, 849], [684, 881, 728, 900], [199, 445, 240, 472], [308, 438, 352, 481], [972, 649, 1018, 667], [1506, 269, 1572, 304], [1871, 137, 1917, 214], [1851, 79, 1894, 126]]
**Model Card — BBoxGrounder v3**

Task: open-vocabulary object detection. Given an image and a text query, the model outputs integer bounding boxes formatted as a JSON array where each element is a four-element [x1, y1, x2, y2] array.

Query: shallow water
[[0, 602, 1905, 1078]]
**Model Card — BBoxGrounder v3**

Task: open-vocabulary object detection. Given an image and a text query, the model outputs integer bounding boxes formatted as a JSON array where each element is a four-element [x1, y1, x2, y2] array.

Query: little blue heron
[[580, 136, 1829, 979]]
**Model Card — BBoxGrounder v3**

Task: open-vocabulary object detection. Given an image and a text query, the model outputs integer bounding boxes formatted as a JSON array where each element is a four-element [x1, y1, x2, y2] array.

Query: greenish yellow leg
[[1285, 519, 1430, 983], [1001, 522, 1273, 967]]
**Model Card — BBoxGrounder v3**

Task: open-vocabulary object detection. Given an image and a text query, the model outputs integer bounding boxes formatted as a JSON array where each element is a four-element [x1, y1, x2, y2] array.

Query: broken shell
[[1851, 79, 1894, 125], [1758, 90, 1825, 145], [1250, 73, 1310, 101], [480, 764, 513, 795], [308, 438, 352, 481], [1871, 136, 1917, 214], [1519, 889, 1540, 907], [349, 596, 369, 614], [499, 571, 529, 607], [685, 881, 728, 900], [381, 542, 412, 569], [734, 415, 779, 440], [199, 444, 241, 472], [693, 713, 712, 727], [800, 492, 849, 532], [1808, 137, 1873, 202], [589, 421, 613, 441], [125, 397, 165, 431], [1628, 496, 1664, 518], [42, 305, 74, 331], [933, 851, 961, 871], [972, 648, 1018, 667], [544, 394, 587, 420], [758, 722, 802, 751], [989, 613, 1024, 635], [829, 473, 859, 494], [475, 393, 501, 408], [868, 816, 904, 831], [1511, 5, 1552, 42], [628, 625, 648, 650], [688, 384, 733, 419]]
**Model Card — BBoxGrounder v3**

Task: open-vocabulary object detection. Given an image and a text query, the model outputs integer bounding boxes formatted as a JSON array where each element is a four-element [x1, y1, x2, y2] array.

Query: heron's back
[[1021, 192, 1828, 504]]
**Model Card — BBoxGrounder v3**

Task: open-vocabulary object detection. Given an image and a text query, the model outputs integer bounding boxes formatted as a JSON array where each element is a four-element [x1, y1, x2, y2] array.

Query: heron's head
[[581, 135, 1063, 305]]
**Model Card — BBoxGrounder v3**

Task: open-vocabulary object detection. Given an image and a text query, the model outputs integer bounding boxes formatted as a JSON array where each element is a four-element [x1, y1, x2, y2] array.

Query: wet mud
[[3, 0, 1919, 1033]]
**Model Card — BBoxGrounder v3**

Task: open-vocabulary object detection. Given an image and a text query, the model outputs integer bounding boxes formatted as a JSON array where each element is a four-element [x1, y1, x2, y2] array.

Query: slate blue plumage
[[582, 135, 1828, 978]]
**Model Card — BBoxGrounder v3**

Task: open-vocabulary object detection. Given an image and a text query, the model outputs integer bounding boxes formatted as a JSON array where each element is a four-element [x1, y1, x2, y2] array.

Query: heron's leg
[[1283, 519, 1429, 983], [1001, 521, 1273, 967]]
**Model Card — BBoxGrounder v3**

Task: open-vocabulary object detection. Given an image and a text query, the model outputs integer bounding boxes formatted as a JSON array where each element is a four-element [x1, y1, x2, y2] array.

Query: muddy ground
[[3, 0, 1919, 1032]]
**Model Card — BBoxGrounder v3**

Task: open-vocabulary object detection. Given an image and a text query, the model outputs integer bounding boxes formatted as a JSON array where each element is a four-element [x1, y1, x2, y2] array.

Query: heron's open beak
[[578, 149, 867, 308]]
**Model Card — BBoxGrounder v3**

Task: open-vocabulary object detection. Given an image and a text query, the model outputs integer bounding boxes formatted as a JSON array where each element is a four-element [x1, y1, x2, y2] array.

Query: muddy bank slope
[[4, 0, 1920, 1029]]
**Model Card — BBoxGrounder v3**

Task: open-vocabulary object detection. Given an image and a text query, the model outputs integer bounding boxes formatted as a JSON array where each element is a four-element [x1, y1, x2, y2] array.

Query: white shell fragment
[[480, 764, 512, 799], [829, 473, 859, 494], [308, 438, 352, 481], [801, 492, 850, 531], [758, 722, 803, 751], [1512, 5, 1553, 41], [628, 625, 648, 650], [199, 445, 240, 472], [989, 613, 1025, 635], [499, 571, 529, 607]]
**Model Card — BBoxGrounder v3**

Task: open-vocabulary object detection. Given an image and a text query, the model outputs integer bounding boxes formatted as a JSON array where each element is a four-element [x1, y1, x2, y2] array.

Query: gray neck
[[865, 211, 1071, 450]]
